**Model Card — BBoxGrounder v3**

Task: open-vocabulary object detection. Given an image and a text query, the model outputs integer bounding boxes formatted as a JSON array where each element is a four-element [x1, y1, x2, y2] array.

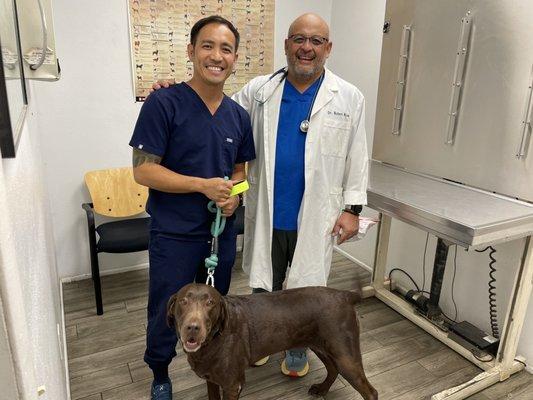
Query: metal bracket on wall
[[516, 65, 533, 159], [445, 11, 472, 145], [392, 25, 411, 136]]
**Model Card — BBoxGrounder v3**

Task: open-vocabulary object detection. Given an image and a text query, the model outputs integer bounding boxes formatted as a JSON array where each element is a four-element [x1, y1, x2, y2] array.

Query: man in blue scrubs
[[130, 16, 255, 400]]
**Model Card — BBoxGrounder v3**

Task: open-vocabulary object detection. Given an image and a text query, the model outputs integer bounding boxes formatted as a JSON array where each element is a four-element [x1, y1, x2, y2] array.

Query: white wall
[[329, 0, 533, 369], [0, 297, 19, 399], [329, 0, 386, 269], [0, 100, 68, 399], [35, 0, 332, 280]]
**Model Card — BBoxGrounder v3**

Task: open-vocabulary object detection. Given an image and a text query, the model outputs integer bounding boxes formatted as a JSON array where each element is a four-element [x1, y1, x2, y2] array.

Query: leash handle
[[204, 176, 230, 287]]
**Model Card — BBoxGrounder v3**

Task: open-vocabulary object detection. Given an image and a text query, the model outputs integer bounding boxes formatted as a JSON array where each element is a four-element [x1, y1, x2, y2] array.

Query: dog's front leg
[[206, 381, 221, 400], [222, 384, 242, 400]]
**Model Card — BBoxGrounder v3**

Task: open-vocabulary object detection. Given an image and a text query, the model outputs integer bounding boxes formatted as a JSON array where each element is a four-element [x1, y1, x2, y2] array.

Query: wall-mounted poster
[[128, 0, 275, 101]]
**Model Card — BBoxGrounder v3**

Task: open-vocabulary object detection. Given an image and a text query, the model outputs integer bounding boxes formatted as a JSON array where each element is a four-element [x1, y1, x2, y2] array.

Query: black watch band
[[344, 204, 362, 216], [237, 193, 244, 207]]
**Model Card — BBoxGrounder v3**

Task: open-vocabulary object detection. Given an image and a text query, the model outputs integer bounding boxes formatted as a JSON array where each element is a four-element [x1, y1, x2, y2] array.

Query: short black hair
[[190, 15, 240, 52]]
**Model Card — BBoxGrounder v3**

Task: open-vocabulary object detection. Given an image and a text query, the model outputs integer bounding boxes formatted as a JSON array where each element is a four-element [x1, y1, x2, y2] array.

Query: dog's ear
[[166, 293, 179, 329], [212, 297, 228, 335]]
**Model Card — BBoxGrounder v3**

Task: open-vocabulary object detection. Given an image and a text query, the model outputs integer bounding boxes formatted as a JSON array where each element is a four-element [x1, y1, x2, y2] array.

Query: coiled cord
[[475, 246, 499, 338]]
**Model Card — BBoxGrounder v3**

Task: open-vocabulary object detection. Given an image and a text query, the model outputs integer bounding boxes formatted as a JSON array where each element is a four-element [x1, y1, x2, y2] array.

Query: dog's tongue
[[185, 338, 199, 351]]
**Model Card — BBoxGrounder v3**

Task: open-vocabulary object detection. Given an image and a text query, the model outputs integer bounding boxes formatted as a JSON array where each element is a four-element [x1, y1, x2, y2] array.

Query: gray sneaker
[[281, 348, 310, 377]]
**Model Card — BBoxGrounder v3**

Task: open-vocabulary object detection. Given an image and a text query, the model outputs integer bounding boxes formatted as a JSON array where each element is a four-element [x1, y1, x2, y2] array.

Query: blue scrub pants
[[144, 227, 237, 370]]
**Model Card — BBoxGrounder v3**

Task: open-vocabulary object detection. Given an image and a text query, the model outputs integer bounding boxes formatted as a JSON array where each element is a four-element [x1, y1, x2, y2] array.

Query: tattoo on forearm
[[132, 148, 162, 167]]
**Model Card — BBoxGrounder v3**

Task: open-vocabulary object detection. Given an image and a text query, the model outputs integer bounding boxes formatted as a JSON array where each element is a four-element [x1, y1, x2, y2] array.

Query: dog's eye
[[179, 298, 188, 305], [206, 299, 215, 306]]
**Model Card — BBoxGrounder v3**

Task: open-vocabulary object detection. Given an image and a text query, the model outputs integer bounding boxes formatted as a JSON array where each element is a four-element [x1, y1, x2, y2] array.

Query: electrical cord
[[390, 268, 458, 324], [388, 268, 420, 292], [419, 290, 457, 324], [475, 246, 499, 339], [514, 358, 527, 368], [451, 246, 459, 322], [421, 233, 429, 292]]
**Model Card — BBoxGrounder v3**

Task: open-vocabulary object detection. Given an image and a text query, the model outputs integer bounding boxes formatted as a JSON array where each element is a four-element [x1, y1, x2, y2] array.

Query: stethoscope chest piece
[[300, 120, 310, 133]]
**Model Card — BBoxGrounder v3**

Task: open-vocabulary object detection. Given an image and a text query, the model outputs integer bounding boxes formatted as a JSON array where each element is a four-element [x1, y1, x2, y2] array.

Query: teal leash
[[205, 177, 229, 287]]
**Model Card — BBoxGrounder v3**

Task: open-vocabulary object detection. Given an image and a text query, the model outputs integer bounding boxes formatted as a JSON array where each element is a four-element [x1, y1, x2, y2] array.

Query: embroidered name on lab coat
[[327, 110, 350, 119]]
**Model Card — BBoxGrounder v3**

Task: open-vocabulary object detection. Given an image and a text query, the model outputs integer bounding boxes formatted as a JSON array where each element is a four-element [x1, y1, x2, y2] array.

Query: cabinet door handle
[[445, 11, 472, 145], [516, 65, 533, 159], [392, 25, 412, 136]]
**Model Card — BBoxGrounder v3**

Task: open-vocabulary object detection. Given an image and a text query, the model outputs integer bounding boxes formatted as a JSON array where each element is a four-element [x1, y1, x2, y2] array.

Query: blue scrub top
[[129, 83, 255, 239], [273, 78, 321, 230]]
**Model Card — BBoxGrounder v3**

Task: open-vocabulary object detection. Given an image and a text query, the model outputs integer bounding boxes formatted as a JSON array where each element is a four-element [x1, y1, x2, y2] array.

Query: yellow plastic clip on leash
[[230, 179, 250, 197]]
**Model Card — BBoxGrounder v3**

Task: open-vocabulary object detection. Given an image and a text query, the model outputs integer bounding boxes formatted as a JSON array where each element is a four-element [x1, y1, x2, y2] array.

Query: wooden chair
[[82, 167, 150, 315]]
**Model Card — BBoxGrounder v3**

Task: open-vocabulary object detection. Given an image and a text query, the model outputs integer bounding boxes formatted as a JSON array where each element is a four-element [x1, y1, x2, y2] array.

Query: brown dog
[[167, 283, 377, 400]]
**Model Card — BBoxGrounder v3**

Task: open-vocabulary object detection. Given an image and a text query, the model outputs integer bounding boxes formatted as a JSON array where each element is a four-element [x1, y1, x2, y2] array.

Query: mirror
[[0, 0, 27, 158]]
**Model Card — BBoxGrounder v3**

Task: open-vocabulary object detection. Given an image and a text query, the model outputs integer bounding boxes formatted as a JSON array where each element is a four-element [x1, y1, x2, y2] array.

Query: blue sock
[[152, 365, 170, 385]]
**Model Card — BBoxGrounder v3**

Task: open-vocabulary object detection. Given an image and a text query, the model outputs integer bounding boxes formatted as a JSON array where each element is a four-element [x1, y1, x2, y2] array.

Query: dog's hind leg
[[307, 349, 338, 397], [336, 355, 378, 400]]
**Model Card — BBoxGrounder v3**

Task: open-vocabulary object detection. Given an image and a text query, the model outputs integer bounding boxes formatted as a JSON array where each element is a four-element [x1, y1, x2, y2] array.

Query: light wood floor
[[63, 252, 533, 400]]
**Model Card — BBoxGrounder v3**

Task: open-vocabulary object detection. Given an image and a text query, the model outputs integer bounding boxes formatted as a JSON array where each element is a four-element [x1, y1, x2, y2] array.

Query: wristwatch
[[237, 193, 244, 207], [344, 204, 362, 216]]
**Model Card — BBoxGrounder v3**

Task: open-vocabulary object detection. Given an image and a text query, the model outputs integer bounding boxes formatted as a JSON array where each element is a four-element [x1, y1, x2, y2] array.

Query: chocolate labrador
[[167, 283, 377, 400]]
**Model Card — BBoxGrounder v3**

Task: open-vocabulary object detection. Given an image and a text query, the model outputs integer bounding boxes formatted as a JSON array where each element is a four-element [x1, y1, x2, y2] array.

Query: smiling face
[[187, 22, 238, 88], [285, 14, 332, 83], [167, 283, 225, 353]]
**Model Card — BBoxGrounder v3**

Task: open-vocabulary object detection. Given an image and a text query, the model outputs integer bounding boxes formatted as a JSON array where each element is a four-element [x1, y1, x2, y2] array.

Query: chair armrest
[[82, 203, 95, 229], [82, 202, 100, 255]]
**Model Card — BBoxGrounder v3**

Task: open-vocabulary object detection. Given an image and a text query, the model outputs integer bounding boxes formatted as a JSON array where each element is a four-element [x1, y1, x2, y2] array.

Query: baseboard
[[59, 279, 71, 400], [333, 246, 373, 274], [61, 262, 149, 283]]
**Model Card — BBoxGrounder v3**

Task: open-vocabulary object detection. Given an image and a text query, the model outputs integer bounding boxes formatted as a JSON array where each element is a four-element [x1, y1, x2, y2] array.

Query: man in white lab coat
[[154, 13, 368, 377], [233, 13, 368, 376]]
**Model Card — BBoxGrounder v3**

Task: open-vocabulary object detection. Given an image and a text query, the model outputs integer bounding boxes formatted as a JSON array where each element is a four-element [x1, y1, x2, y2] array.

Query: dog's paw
[[308, 384, 328, 397]]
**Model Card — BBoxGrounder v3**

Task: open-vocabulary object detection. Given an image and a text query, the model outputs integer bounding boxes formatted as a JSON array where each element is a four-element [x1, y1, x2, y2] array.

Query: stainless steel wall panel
[[373, 0, 533, 202]]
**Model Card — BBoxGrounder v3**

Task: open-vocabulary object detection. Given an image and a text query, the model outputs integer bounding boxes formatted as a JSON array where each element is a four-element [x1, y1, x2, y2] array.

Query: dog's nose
[[186, 323, 200, 333]]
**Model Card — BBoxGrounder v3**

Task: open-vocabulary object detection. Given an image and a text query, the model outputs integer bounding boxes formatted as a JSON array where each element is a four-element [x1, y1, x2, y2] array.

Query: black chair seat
[[235, 206, 245, 236], [96, 217, 150, 253]]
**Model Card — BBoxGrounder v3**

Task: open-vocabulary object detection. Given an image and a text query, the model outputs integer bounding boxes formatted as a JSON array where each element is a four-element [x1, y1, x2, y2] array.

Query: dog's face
[[167, 283, 226, 353]]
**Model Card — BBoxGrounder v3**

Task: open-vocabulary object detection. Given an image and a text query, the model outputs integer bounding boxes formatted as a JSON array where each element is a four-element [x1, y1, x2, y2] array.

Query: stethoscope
[[253, 67, 325, 133]]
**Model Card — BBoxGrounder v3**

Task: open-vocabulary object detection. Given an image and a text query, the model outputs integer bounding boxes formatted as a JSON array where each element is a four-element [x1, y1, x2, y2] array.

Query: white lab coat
[[232, 68, 368, 291]]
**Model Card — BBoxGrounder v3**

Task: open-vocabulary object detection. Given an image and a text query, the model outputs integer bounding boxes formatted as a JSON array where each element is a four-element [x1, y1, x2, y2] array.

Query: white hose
[[30, 0, 48, 70]]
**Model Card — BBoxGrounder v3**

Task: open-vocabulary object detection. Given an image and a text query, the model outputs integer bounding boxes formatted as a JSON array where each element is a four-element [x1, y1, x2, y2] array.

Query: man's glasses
[[288, 35, 329, 47]]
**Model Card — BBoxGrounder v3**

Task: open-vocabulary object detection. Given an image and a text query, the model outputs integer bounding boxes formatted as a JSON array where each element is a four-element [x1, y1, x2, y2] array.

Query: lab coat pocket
[[321, 118, 351, 157], [328, 187, 343, 230], [243, 174, 258, 214]]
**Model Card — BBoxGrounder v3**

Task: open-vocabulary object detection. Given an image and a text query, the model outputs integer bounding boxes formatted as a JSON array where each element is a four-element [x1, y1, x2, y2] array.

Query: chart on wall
[[128, 0, 275, 101]]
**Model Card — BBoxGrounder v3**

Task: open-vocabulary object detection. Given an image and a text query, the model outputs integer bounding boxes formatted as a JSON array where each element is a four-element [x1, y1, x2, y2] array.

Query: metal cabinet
[[373, 0, 533, 202]]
